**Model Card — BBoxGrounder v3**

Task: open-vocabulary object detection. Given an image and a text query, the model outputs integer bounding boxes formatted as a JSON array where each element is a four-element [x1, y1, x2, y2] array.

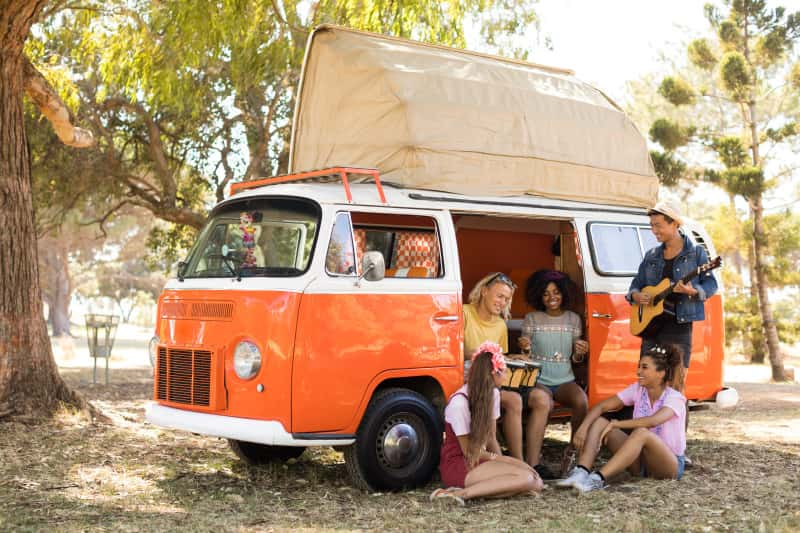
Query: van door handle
[[591, 312, 613, 319], [434, 315, 460, 322]]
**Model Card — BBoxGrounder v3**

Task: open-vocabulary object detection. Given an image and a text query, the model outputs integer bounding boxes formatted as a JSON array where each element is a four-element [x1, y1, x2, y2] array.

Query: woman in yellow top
[[462, 273, 552, 477]]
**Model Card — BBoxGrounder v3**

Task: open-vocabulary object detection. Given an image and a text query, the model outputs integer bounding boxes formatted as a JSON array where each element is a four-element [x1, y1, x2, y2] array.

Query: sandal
[[430, 487, 466, 506]]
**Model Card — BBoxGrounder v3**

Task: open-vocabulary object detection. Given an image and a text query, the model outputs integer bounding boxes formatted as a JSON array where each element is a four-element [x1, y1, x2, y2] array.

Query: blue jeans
[[641, 454, 685, 480]]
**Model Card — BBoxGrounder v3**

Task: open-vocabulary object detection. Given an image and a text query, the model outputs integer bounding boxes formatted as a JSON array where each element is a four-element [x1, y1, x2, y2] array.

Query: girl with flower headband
[[431, 342, 542, 505], [556, 343, 687, 493]]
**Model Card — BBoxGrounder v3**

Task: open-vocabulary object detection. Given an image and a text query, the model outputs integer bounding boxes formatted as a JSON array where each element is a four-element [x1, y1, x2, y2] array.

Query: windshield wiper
[[207, 253, 243, 281]]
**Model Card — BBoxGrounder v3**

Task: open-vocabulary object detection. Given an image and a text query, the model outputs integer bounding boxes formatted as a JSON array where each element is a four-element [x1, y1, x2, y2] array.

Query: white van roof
[[290, 25, 658, 208], [226, 181, 646, 220]]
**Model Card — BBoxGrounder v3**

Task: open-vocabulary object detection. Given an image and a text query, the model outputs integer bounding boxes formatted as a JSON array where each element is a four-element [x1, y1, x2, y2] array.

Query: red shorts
[[439, 422, 468, 487]]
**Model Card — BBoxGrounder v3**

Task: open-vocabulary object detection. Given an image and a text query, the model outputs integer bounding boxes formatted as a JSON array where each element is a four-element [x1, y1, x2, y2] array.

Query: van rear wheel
[[344, 388, 442, 491], [228, 439, 305, 464]]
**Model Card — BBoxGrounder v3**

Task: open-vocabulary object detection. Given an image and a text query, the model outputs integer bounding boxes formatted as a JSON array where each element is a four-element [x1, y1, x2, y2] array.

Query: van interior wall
[[455, 225, 556, 318]]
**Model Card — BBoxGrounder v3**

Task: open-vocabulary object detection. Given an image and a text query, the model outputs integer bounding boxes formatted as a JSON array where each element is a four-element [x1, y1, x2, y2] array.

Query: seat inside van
[[351, 213, 441, 278]]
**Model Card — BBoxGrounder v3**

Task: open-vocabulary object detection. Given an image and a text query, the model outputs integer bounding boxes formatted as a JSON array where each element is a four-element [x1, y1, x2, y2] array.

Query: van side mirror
[[359, 251, 385, 282]]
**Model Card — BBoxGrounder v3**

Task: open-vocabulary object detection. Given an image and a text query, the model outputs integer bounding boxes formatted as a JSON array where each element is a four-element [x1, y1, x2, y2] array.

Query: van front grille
[[156, 347, 214, 407]]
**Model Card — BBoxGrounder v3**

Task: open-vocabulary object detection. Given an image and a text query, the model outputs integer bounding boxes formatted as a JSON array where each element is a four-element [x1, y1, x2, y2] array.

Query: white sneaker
[[555, 466, 589, 489], [574, 471, 606, 493]]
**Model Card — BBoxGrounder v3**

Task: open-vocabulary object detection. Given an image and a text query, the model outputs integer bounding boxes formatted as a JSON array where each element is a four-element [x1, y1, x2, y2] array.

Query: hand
[[572, 423, 588, 450], [633, 292, 651, 305], [599, 420, 617, 448], [673, 280, 698, 296], [573, 340, 588, 356], [518, 336, 531, 354]]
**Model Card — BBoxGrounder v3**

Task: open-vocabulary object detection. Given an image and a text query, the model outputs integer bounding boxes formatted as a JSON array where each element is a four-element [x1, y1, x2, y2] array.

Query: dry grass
[[1, 364, 799, 532]]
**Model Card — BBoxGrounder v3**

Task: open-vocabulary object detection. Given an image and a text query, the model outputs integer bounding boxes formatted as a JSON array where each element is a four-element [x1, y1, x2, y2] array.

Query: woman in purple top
[[556, 344, 687, 493]]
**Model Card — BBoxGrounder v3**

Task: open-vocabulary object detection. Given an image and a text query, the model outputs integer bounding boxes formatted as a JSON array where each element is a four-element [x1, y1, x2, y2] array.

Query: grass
[[1, 362, 799, 531]]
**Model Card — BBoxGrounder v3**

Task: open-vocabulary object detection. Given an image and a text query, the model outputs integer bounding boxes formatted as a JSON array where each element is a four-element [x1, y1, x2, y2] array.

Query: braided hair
[[642, 344, 685, 391]]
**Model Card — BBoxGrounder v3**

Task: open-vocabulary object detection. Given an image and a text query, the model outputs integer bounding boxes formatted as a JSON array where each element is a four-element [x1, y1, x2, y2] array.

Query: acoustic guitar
[[629, 256, 722, 337]]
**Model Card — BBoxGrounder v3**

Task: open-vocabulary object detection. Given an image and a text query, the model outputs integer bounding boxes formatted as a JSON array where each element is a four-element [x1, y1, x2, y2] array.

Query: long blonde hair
[[468, 272, 515, 320]]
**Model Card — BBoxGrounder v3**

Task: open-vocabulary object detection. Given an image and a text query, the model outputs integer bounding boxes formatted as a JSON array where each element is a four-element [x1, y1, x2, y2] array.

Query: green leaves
[[657, 76, 695, 105], [650, 150, 687, 187], [722, 166, 765, 199], [719, 51, 751, 97], [712, 136, 748, 168], [688, 38, 717, 70], [649, 118, 694, 150]]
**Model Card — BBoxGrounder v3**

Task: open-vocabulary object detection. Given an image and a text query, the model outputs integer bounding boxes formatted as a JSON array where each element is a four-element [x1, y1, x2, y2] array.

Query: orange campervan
[[146, 27, 735, 492], [145, 167, 734, 491]]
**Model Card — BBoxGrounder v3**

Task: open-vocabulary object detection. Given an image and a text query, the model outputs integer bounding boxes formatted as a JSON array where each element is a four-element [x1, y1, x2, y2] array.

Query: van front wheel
[[228, 439, 305, 464], [344, 388, 442, 491]]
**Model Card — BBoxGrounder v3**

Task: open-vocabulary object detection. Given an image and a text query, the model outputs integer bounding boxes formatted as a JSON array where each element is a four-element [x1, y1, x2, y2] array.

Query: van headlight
[[148, 336, 159, 367], [233, 341, 262, 380]]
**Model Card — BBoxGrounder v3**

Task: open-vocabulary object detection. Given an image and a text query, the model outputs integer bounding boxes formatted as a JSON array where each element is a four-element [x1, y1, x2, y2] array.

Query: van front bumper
[[145, 403, 356, 446]]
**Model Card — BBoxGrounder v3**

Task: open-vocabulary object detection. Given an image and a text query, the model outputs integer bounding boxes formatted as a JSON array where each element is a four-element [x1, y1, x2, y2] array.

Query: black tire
[[228, 439, 305, 464], [344, 388, 442, 492]]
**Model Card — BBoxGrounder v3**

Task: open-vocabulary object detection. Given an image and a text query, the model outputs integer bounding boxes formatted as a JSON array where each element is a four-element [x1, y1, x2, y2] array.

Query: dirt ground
[[0, 333, 799, 532]]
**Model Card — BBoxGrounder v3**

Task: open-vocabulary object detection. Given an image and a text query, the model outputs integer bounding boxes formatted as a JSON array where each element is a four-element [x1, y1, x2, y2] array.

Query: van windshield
[[182, 198, 319, 278]]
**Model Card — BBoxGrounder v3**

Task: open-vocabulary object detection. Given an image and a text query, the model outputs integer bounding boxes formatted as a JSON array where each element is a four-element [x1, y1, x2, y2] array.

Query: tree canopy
[[647, 0, 800, 380]]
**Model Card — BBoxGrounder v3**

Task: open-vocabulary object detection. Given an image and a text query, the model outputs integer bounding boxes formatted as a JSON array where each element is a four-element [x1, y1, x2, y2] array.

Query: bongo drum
[[501, 359, 541, 390]]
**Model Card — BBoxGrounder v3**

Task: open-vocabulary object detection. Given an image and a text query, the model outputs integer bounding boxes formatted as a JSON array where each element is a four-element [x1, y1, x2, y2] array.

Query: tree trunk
[[746, 242, 766, 364], [750, 197, 786, 380], [0, 0, 89, 418], [40, 236, 73, 336]]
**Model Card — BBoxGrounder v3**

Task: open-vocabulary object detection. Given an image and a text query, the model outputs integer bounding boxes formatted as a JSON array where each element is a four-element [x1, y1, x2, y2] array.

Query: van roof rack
[[229, 167, 387, 204]]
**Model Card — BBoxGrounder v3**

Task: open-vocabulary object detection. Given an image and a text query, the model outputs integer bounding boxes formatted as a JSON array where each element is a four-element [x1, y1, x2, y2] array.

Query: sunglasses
[[487, 272, 517, 290]]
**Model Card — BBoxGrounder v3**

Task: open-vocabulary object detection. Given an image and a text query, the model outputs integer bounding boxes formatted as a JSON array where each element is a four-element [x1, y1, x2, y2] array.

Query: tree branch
[[101, 97, 176, 201], [23, 56, 94, 148]]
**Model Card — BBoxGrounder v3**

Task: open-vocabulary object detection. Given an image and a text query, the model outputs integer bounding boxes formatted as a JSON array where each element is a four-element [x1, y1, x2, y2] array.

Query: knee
[[631, 427, 650, 440], [528, 389, 552, 411], [573, 394, 588, 413], [503, 392, 523, 415], [590, 416, 610, 431], [525, 472, 543, 492]]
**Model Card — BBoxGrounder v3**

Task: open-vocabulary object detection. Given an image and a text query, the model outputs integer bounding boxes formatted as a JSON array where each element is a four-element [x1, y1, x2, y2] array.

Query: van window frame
[[183, 195, 322, 278], [586, 221, 656, 277], [352, 216, 444, 279], [325, 211, 360, 277]]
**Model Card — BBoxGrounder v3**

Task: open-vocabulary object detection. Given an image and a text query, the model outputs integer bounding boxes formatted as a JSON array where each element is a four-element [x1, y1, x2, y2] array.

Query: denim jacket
[[626, 234, 718, 323]]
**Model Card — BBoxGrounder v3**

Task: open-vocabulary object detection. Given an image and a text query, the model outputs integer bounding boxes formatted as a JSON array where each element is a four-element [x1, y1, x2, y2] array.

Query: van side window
[[326, 212, 357, 276], [351, 213, 442, 278], [588, 223, 654, 275]]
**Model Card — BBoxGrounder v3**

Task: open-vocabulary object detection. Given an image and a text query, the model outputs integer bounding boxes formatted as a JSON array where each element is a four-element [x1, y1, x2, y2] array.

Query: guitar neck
[[656, 266, 701, 301]]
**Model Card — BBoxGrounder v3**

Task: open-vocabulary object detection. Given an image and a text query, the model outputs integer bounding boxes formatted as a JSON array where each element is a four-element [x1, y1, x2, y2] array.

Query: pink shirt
[[444, 385, 501, 436], [617, 383, 686, 456]]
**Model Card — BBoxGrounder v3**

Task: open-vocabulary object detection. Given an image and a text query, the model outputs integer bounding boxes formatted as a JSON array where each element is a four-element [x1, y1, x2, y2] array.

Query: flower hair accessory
[[646, 345, 667, 355], [472, 341, 506, 374]]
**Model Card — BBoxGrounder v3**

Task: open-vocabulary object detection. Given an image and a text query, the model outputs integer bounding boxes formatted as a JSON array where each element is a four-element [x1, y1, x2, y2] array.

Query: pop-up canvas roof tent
[[290, 25, 658, 207]]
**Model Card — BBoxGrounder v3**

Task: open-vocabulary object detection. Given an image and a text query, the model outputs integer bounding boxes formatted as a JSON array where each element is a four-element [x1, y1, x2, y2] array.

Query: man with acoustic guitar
[[627, 202, 719, 465]]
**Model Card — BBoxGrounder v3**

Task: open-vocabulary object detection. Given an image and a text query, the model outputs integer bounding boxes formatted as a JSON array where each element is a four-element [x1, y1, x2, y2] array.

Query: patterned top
[[521, 310, 582, 387], [617, 383, 686, 456]]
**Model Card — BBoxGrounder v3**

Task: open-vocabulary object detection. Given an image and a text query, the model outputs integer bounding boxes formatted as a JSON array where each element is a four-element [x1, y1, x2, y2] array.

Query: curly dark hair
[[525, 270, 572, 311], [642, 343, 685, 391]]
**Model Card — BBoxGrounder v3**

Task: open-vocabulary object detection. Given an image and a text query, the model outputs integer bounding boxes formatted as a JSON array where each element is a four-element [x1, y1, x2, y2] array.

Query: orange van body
[[146, 168, 730, 491]]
